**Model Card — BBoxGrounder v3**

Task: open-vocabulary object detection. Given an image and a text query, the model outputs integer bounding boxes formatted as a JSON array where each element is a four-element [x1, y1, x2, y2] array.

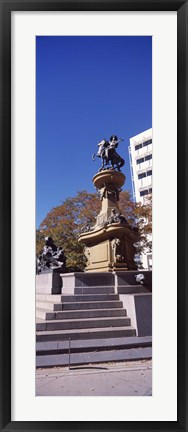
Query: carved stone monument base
[[84, 239, 129, 272], [78, 169, 139, 273], [84, 234, 138, 272]]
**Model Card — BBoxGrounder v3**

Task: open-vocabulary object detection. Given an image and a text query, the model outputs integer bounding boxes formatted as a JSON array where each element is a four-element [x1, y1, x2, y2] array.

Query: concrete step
[[61, 294, 119, 302], [36, 326, 136, 342], [36, 346, 152, 368], [60, 300, 123, 310], [36, 316, 131, 331], [36, 301, 63, 311], [74, 286, 114, 294], [36, 293, 120, 302], [117, 285, 150, 294], [36, 307, 127, 321], [36, 294, 62, 302], [36, 336, 152, 355], [36, 300, 123, 311]]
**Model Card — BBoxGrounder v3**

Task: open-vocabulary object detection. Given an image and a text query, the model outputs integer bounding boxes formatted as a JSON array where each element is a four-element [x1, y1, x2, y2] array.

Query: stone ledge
[[119, 293, 152, 337]]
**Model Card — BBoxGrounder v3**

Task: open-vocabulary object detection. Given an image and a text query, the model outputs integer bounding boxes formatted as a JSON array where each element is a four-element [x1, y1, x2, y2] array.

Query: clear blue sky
[[36, 36, 152, 228]]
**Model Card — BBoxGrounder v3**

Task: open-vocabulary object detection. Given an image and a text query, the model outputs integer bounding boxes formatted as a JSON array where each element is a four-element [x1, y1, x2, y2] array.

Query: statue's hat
[[110, 135, 118, 141]]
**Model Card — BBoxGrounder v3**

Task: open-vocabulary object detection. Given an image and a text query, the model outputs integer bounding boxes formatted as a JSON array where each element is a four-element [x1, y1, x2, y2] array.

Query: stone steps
[[36, 284, 146, 366], [36, 300, 123, 311], [74, 286, 114, 294], [62, 300, 123, 310], [36, 336, 152, 355], [36, 346, 152, 368], [36, 273, 152, 367], [36, 307, 127, 321], [36, 316, 131, 331], [37, 293, 118, 302], [36, 294, 63, 302], [74, 286, 150, 294], [61, 294, 120, 302], [36, 301, 63, 311], [36, 326, 136, 342]]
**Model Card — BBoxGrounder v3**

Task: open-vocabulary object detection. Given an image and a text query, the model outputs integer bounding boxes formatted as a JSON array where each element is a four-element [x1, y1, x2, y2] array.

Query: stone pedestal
[[60, 271, 115, 293], [119, 293, 152, 337], [93, 170, 125, 225], [36, 268, 62, 294], [78, 169, 139, 272], [60, 270, 152, 293]]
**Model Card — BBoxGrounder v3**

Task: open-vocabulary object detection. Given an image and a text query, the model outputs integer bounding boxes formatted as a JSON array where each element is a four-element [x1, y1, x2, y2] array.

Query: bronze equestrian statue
[[92, 135, 125, 172]]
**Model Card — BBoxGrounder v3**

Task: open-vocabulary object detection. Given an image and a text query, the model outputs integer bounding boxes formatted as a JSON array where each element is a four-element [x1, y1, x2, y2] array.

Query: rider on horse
[[93, 135, 125, 171]]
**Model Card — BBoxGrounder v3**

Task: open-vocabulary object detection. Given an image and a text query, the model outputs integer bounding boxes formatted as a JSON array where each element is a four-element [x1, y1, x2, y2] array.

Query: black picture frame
[[0, 0, 187, 430]]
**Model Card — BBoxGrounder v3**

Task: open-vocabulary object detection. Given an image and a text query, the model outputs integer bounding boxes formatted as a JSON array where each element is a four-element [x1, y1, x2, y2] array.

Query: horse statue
[[92, 135, 125, 172]]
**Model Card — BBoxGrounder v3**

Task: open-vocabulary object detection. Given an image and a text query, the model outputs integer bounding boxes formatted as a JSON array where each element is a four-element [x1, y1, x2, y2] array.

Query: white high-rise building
[[128, 128, 152, 270], [129, 128, 152, 203]]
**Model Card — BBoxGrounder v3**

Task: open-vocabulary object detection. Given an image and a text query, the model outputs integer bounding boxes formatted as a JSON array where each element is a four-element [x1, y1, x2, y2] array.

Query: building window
[[136, 155, 152, 165], [147, 170, 152, 176], [145, 154, 152, 161], [135, 143, 142, 151], [138, 172, 146, 179], [140, 188, 152, 197], [140, 190, 149, 197], [143, 139, 152, 147], [136, 157, 144, 165]]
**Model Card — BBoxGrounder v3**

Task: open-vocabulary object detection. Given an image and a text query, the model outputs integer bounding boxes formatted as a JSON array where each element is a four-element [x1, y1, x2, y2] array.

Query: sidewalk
[[36, 359, 152, 396]]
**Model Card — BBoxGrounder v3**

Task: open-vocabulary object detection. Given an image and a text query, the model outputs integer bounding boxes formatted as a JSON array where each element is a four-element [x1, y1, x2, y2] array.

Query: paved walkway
[[36, 359, 152, 396]]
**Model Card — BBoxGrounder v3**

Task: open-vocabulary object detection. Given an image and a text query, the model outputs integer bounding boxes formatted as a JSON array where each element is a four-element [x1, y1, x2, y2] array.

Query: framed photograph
[[0, 0, 187, 430]]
